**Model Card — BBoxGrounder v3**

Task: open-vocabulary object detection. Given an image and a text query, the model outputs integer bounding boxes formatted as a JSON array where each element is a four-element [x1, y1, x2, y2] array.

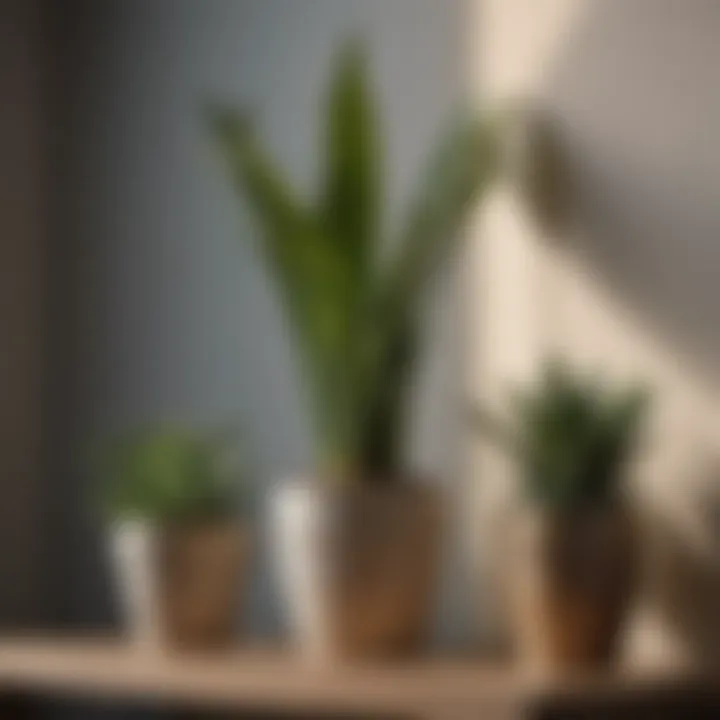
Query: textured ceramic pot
[[510, 502, 635, 670], [269, 478, 444, 660]]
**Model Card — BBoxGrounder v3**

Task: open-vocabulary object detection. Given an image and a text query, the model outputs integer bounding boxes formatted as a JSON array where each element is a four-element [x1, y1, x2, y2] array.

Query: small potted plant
[[472, 361, 650, 669], [102, 428, 251, 651], [208, 44, 499, 659]]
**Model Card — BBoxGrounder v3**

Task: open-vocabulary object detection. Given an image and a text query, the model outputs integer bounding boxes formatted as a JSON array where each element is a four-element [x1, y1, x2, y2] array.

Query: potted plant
[[208, 44, 499, 659], [102, 428, 251, 651], [472, 361, 650, 669]]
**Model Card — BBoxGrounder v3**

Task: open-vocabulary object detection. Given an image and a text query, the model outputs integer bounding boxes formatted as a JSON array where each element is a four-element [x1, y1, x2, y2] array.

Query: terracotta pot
[[110, 519, 250, 651], [269, 479, 444, 660], [510, 503, 635, 670]]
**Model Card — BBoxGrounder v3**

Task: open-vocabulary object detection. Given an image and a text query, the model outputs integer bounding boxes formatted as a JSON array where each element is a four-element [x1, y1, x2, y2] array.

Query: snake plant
[[471, 361, 650, 509], [209, 44, 499, 482]]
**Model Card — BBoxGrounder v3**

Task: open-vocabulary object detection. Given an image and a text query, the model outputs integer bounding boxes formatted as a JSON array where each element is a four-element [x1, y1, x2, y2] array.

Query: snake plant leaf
[[356, 322, 416, 477], [323, 41, 380, 280], [355, 114, 500, 476], [208, 45, 500, 482], [381, 113, 500, 335], [207, 105, 350, 450], [207, 105, 314, 318], [319, 42, 383, 471]]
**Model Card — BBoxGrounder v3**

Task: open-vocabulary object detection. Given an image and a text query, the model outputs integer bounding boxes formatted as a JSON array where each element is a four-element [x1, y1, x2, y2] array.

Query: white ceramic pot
[[268, 479, 330, 660], [109, 519, 161, 649]]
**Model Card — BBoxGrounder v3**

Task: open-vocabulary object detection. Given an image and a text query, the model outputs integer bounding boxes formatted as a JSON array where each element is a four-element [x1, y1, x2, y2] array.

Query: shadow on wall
[[536, 0, 720, 666]]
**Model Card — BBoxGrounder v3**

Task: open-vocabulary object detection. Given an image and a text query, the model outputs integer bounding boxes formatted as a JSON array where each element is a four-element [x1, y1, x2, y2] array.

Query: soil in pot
[[511, 503, 636, 670]]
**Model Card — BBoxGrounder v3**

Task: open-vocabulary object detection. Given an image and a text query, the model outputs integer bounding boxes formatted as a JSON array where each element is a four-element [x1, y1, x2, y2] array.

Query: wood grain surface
[[0, 638, 714, 718]]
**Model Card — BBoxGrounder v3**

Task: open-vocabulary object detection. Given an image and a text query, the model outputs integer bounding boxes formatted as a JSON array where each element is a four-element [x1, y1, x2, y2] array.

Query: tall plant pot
[[269, 478, 444, 660], [510, 502, 636, 670], [110, 519, 250, 651]]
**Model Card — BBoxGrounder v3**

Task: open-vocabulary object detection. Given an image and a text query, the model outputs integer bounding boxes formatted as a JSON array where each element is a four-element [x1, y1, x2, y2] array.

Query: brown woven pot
[[511, 503, 635, 669], [326, 483, 444, 659], [157, 522, 249, 650]]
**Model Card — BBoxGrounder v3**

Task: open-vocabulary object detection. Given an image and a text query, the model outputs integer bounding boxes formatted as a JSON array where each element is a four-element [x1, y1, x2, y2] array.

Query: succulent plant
[[471, 360, 650, 509], [101, 428, 247, 521], [208, 43, 499, 482]]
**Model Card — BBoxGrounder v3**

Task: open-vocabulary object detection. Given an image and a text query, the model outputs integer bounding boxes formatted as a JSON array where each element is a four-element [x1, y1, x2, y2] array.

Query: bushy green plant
[[101, 428, 246, 522], [208, 43, 499, 482], [471, 361, 650, 509]]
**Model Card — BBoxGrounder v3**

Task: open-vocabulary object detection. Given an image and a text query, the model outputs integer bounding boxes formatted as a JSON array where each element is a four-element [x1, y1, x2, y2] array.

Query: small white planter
[[268, 479, 331, 660], [108, 519, 161, 649]]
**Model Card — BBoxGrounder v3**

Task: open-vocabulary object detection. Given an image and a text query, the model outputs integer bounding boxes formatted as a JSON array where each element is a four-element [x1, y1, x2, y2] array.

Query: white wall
[[60, 0, 467, 637], [470, 0, 720, 666]]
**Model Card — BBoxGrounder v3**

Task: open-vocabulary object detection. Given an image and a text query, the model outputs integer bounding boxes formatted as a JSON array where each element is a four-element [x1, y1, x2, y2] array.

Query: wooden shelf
[[0, 639, 714, 718]]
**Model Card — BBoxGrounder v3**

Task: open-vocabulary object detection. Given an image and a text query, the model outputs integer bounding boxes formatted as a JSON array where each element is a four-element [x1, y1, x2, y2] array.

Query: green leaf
[[357, 113, 500, 476], [206, 47, 501, 482], [99, 427, 247, 521], [382, 112, 500, 334], [323, 40, 380, 276], [207, 105, 350, 457], [470, 361, 651, 509], [356, 323, 415, 478], [319, 42, 383, 471], [207, 105, 315, 323]]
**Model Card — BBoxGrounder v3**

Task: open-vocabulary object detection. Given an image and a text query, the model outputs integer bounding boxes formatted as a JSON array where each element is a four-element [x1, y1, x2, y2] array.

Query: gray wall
[[59, 0, 467, 637]]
